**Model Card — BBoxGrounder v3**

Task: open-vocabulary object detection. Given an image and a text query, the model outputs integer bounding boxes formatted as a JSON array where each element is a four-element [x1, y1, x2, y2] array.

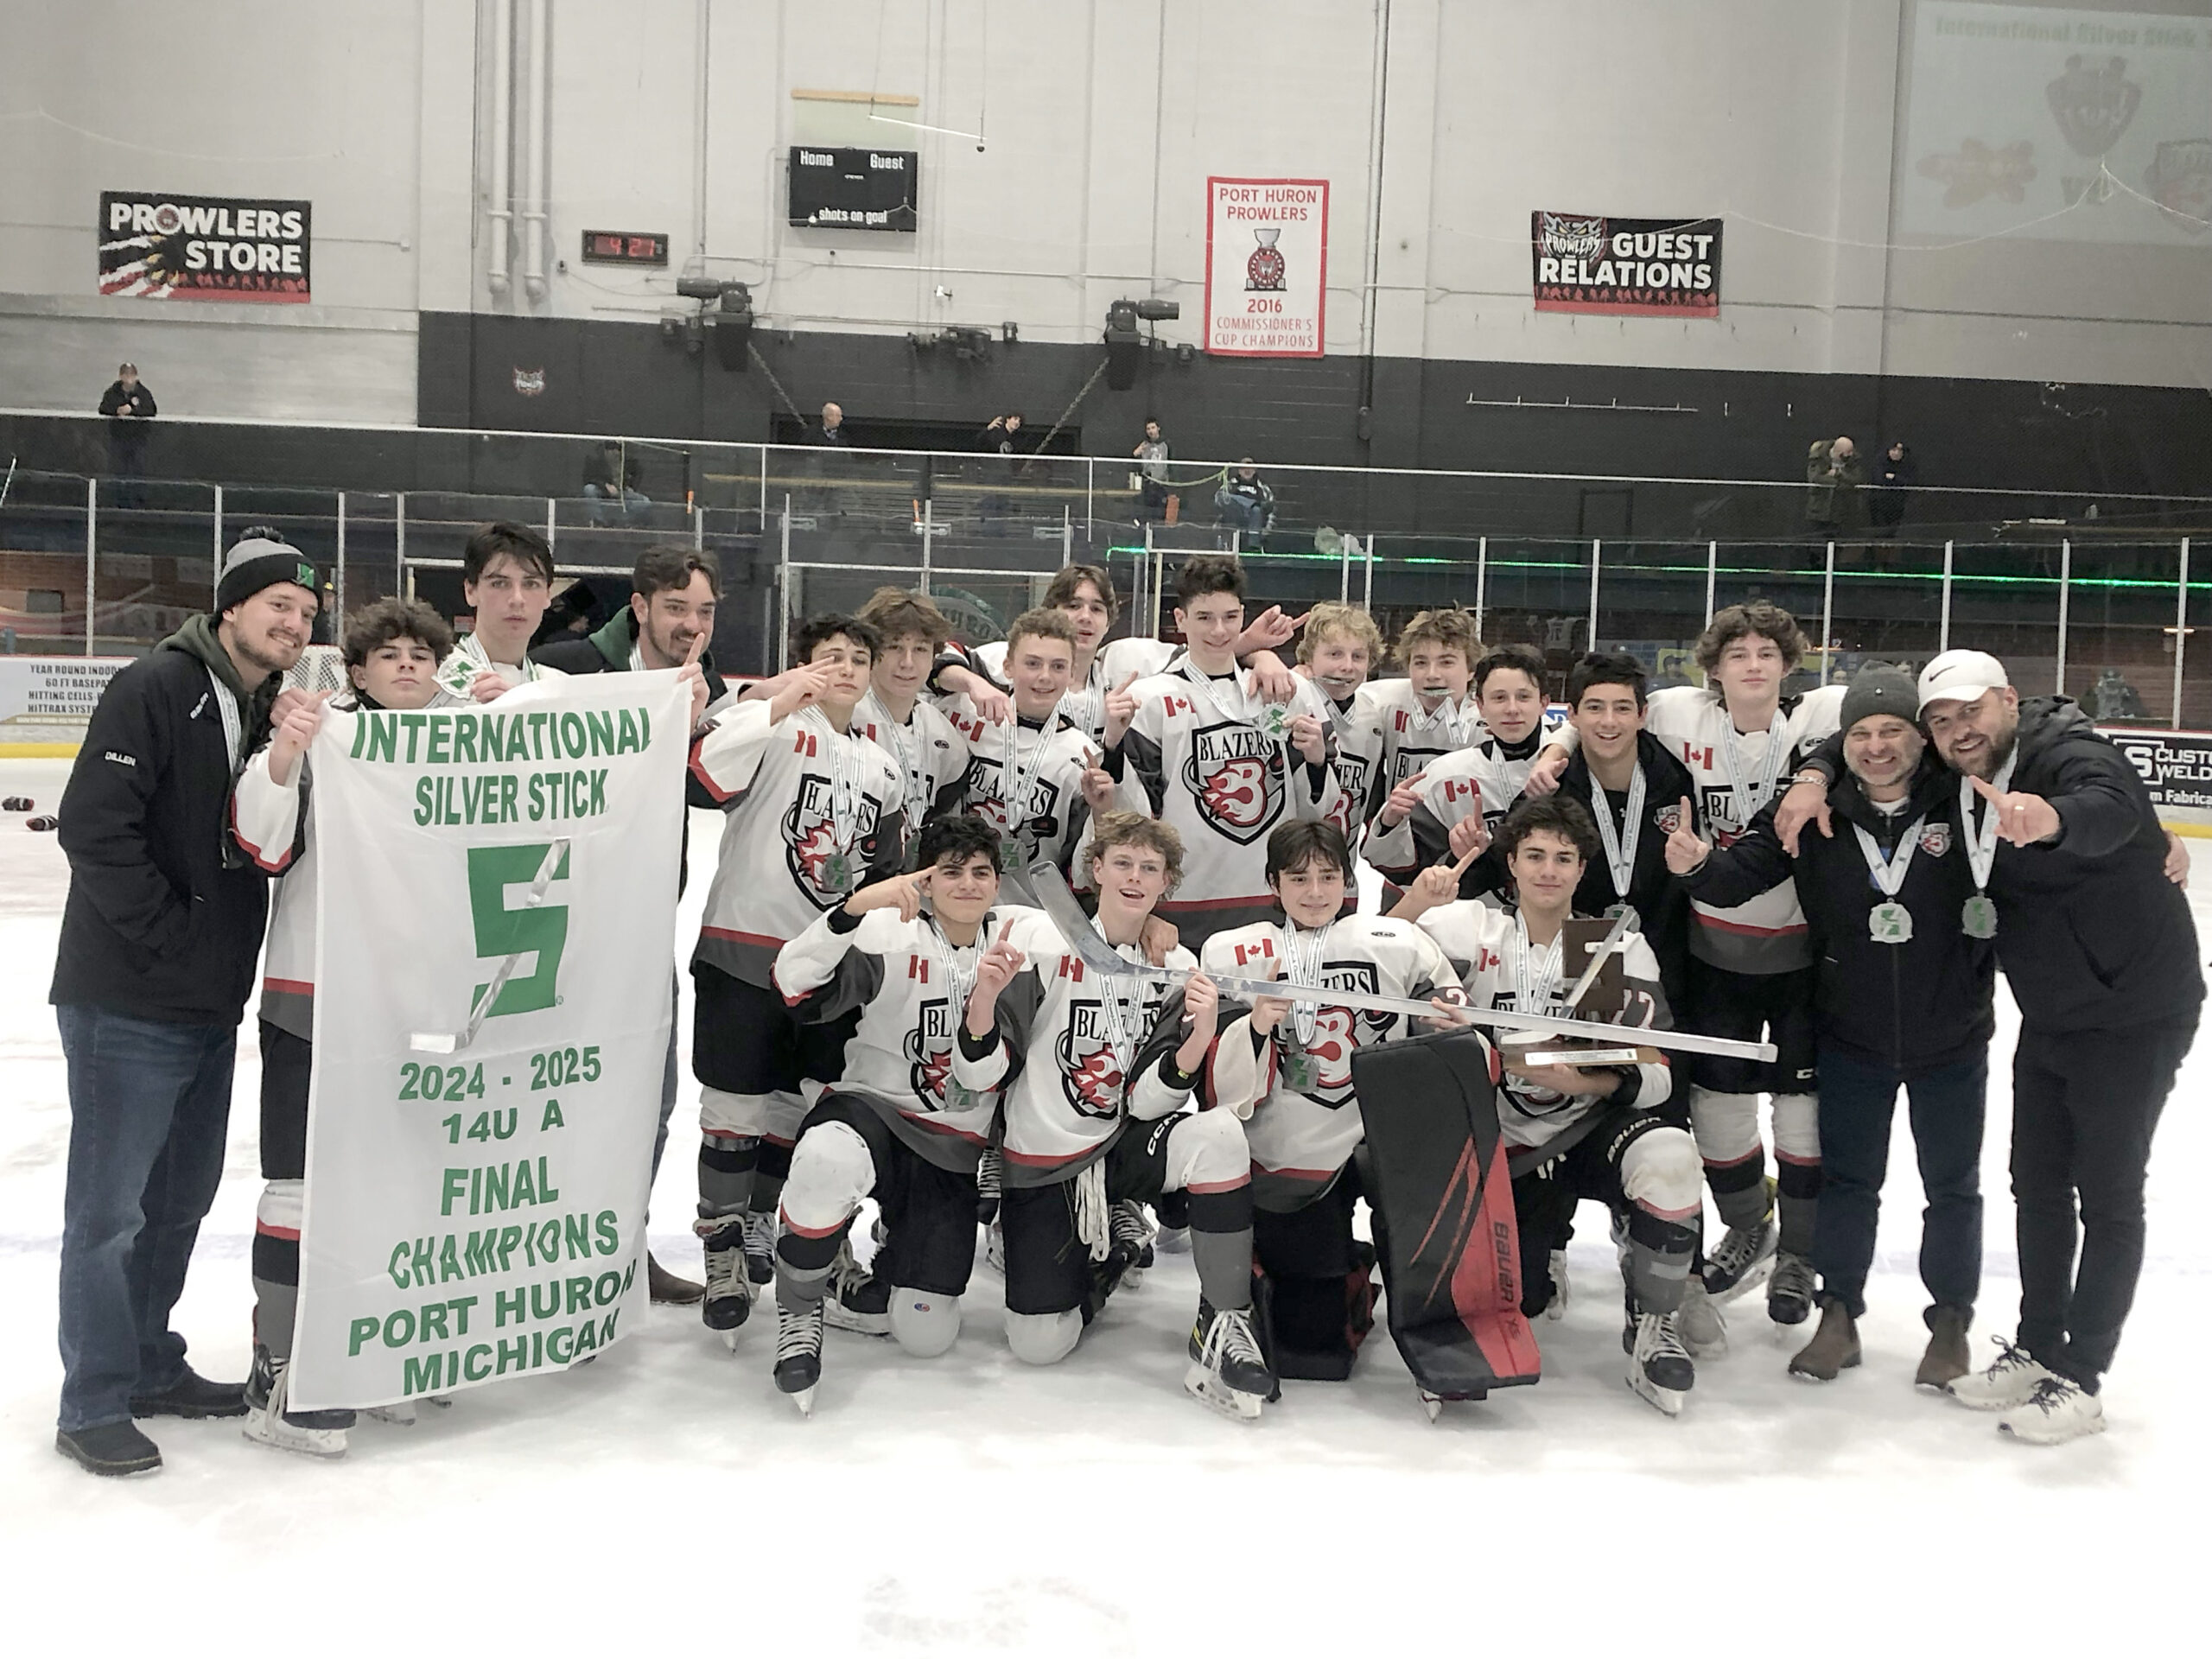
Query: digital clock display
[[580, 231, 670, 266]]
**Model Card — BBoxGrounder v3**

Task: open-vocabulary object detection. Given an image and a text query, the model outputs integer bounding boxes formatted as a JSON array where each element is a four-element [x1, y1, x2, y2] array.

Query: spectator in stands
[[582, 442, 650, 525], [982, 412, 1027, 455], [1804, 436, 1863, 538], [1215, 458, 1274, 540], [50, 534, 321, 1477], [1133, 418, 1172, 522], [1868, 441, 1916, 537], [98, 362, 156, 486], [816, 403, 849, 446]]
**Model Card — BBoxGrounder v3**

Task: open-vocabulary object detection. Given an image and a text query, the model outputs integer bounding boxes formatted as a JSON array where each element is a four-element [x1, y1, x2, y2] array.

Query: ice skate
[[1700, 1213, 1777, 1304], [1767, 1250, 1815, 1326], [697, 1217, 755, 1347], [822, 1238, 892, 1337], [1948, 1336, 2054, 1412], [1999, 1376, 2105, 1445], [1184, 1300, 1272, 1422], [1678, 1277, 1728, 1359], [1546, 1248, 1573, 1321], [1787, 1299, 1861, 1382], [240, 1345, 351, 1459], [773, 1299, 826, 1417], [1624, 1310, 1694, 1417], [1110, 1200, 1156, 1287], [741, 1210, 779, 1287]]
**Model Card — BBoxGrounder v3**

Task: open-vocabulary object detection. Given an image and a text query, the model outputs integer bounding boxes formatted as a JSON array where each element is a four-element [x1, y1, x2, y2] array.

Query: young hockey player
[[1364, 608, 1485, 814], [1199, 820, 1459, 1382], [982, 812, 1273, 1418], [1293, 602, 1387, 841], [435, 522, 567, 700], [932, 564, 1174, 741], [950, 608, 1112, 905], [766, 818, 1032, 1413], [1528, 603, 1846, 1325], [687, 614, 908, 1339], [1394, 795, 1704, 1415], [853, 588, 972, 840], [1105, 555, 1342, 948], [228, 599, 459, 1455]]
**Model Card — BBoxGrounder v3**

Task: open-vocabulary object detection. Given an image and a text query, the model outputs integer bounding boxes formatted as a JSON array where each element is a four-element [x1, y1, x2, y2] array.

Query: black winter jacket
[[1560, 734, 1700, 1015], [50, 617, 279, 1023], [1803, 697, 2202, 1034], [1687, 753, 1995, 1073]]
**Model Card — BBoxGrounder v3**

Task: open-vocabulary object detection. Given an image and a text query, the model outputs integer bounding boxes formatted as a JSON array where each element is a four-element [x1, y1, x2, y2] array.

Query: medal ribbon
[[1959, 751, 2019, 896], [1852, 815, 1926, 899], [1000, 717, 1053, 839], [1589, 765, 1648, 901], [1282, 920, 1332, 1046], [1514, 912, 1564, 1015], [1715, 714, 1792, 833], [1090, 922, 1141, 1078]]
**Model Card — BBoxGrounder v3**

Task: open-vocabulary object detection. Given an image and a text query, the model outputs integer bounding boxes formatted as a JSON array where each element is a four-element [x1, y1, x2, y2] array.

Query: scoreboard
[[787, 147, 918, 232]]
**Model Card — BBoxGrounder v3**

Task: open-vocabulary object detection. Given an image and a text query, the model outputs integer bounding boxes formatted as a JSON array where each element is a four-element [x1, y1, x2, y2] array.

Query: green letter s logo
[[465, 842, 571, 1018]]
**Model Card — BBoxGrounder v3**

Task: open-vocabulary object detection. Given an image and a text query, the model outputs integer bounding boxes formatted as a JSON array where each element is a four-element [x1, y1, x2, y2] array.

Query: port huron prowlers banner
[[99, 191, 312, 301], [288, 671, 690, 1411], [1531, 212, 1722, 317]]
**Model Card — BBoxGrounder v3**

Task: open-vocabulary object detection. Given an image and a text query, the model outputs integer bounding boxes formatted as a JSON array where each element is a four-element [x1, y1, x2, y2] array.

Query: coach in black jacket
[[50, 537, 320, 1476], [1780, 650, 2202, 1442], [1679, 665, 1991, 1388]]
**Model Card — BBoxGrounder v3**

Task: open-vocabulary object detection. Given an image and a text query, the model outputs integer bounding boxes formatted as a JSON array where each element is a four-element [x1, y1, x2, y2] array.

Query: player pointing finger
[[1662, 797, 1711, 874]]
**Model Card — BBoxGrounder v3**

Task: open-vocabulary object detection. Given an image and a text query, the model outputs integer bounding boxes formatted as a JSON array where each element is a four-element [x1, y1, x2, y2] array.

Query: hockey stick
[[410, 837, 571, 1055], [1026, 863, 1776, 1064]]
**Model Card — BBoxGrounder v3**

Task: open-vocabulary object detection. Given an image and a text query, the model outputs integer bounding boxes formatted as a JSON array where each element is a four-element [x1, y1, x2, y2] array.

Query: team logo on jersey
[[1919, 822, 1952, 857], [1274, 961, 1389, 1108], [959, 753, 1063, 840], [1655, 801, 1687, 836], [903, 997, 982, 1112], [1056, 991, 1164, 1119], [1697, 785, 1750, 844], [1182, 721, 1284, 843], [783, 774, 886, 909]]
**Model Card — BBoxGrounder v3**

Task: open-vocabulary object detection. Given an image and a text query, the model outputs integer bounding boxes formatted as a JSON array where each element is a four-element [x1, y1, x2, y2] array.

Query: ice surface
[[0, 756, 2202, 1652]]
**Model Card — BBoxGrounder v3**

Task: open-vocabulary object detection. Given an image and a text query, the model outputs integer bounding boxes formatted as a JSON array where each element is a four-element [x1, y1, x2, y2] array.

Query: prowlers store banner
[[1531, 212, 1722, 317], [287, 672, 690, 1411], [98, 191, 312, 302], [1205, 177, 1329, 356]]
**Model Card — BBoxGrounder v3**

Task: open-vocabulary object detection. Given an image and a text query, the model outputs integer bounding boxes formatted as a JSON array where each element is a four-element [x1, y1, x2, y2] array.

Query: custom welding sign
[[1531, 212, 1721, 317], [99, 191, 312, 302], [1205, 177, 1329, 356]]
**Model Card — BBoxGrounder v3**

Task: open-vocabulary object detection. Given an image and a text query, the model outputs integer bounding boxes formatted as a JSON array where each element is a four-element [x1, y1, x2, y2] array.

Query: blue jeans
[[55, 1004, 239, 1432], [1812, 1046, 1986, 1321]]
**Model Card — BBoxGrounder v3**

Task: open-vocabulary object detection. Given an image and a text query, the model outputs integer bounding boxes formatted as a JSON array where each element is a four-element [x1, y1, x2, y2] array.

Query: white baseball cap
[[1916, 649, 2011, 711]]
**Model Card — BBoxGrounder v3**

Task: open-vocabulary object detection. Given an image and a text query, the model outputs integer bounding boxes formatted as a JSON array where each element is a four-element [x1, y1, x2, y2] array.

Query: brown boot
[[1787, 1298, 1861, 1382], [648, 1251, 703, 1306], [1916, 1304, 1972, 1391]]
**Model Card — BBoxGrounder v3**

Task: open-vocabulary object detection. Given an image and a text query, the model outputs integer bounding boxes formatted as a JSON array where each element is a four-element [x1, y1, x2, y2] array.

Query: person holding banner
[[50, 535, 320, 1476], [686, 615, 907, 1340], [765, 817, 1029, 1414], [436, 522, 566, 702], [1394, 795, 1700, 1416], [228, 597, 459, 1455]]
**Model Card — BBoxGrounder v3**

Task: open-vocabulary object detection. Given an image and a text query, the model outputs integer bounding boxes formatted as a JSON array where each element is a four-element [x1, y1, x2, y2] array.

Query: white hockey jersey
[[989, 908, 1200, 1186], [941, 711, 1099, 906], [856, 689, 970, 839], [435, 635, 565, 701], [1199, 915, 1455, 1212], [1644, 683, 1846, 975], [944, 634, 1176, 746], [1363, 713, 1570, 887], [772, 906, 1031, 1175], [690, 701, 908, 988], [1110, 667, 1344, 946], [1414, 899, 1673, 1154], [1367, 679, 1486, 804], [1319, 683, 1388, 840]]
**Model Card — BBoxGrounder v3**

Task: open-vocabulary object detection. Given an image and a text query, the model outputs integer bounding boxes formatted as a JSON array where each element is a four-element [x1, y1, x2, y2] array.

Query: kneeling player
[[983, 813, 1273, 1418], [766, 818, 1028, 1414], [229, 598, 459, 1455], [1396, 797, 1702, 1415], [1203, 821, 1459, 1382]]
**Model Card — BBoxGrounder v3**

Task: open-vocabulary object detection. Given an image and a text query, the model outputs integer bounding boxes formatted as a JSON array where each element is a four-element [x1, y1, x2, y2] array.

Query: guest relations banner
[[1531, 212, 1722, 316]]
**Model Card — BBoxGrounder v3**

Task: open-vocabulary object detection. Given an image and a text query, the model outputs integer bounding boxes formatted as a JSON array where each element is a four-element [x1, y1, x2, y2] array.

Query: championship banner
[[1531, 212, 1722, 316], [1204, 177, 1328, 357], [288, 671, 691, 1411], [99, 191, 312, 302]]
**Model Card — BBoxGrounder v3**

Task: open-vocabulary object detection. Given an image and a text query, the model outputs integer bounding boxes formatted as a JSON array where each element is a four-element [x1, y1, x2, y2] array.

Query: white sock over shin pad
[[1004, 1307, 1084, 1366], [779, 1121, 876, 1235], [1770, 1094, 1820, 1164], [890, 1291, 962, 1357], [1687, 1088, 1763, 1166], [700, 1087, 776, 1138]]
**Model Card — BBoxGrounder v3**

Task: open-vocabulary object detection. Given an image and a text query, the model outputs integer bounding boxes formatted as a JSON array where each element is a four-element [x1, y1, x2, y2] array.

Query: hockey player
[[932, 564, 1173, 741], [435, 522, 567, 701], [1201, 820, 1459, 1382], [1293, 602, 1387, 841], [766, 818, 1031, 1412], [982, 812, 1273, 1417], [1105, 555, 1343, 949], [853, 588, 972, 841], [1527, 602, 1845, 1325], [687, 614, 908, 1338], [1393, 795, 1702, 1414], [229, 599, 459, 1454], [950, 607, 1111, 905], [1364, 607, 1485, 816]]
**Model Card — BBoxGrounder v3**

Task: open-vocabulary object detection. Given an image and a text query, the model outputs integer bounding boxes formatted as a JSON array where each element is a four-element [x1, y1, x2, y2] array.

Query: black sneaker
[[56, 1420, 162, 1477], [130, 1365, 247, 1420]]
